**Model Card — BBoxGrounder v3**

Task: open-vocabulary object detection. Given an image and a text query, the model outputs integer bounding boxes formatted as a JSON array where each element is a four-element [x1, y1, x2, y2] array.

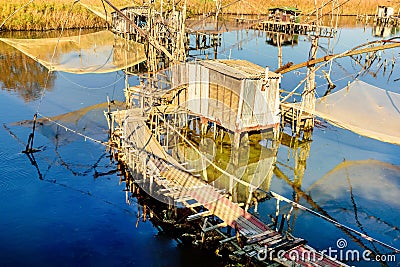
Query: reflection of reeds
[[0, 0, 392, 31], [0, 41, 56, 102], [0, 1, 107, 31]]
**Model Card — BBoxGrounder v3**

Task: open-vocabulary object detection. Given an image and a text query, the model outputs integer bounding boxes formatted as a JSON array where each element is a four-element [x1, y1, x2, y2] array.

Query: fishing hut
[[105, 56, 349, 266], [268, 7, 301, 23], [147, 60, 282, 142], [253, 7, 336, 38], [110, 1, 187, 72]]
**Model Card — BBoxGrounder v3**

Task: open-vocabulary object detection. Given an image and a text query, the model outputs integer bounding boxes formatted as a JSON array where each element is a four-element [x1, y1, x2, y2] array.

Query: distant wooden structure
[[251, 7, 336, 38], [112, 6, 149, 39], [253, 21, 336, 38], [267, 7, 301, 23], [374, 5, 400, 26], [188, 32, 221, 59], [110, 1, 187, 72], [376, 5, 395, 19], [359, 5, 400, 26]]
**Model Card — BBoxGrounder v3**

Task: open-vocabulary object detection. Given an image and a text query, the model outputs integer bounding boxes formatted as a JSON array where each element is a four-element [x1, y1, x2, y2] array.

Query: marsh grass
[[187, 0, 399, 17], [0, 0, 398, 31]]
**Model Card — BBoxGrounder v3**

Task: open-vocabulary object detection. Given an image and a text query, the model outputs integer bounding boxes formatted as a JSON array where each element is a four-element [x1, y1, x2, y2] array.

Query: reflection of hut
[[112, 6, 149, 33], [266, 32, 298, 46], [268, 7, 301, 23], [372, 24, 394, 37]]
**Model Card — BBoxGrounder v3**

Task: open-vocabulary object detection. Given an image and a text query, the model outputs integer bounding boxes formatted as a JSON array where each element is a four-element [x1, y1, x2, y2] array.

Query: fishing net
[[287, 80, 400, 145], [14, 101, 125, 146], [79, 3, 113, 23], [0, 30, 146, 74], [79, 1, 131, 23], [314, 80, 400, 145], [307, 159, 400, 245]]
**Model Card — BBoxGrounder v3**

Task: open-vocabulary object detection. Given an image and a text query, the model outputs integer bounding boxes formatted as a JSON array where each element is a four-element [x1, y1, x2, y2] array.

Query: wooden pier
[[280, 102, 315, 134], [106, 104, 347, 266], [253, 20, 337, 38]]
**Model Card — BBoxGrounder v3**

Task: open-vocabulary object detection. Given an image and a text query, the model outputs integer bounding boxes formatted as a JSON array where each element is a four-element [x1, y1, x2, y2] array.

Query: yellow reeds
[[0, 0, 397, 31]]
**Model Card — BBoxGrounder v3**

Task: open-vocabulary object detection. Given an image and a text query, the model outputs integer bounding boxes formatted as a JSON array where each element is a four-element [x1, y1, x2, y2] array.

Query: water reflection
[[0, 41, 55, 102], [1, 18, 400, 266], [171, 124, 278, 208], [1, 31, 146, 74], [115, 120, 400, 266], [308, 159, 400, 232], [373, 24, 399, 37], [266, 32, 298, 46]]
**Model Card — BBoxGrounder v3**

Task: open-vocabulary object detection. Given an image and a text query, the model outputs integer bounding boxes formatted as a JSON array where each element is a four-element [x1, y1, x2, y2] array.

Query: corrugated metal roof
[[199, 60, 280, 80]]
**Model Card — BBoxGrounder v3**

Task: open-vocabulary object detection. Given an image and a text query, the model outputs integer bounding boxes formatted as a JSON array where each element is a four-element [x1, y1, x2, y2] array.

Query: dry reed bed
[[0, 0, 397, 31]]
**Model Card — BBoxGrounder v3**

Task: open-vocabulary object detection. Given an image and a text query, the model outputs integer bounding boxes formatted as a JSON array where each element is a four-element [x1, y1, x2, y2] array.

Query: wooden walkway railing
[[253, 20, 337, 38], [108, 108, 348, 267]]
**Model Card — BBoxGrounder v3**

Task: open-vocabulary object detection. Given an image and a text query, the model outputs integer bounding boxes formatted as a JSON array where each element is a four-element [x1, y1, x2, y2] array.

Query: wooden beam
[[276, 41, 400, 74], [101, 0, 177, 63], [203, 222, 228, 232], [187, 210, 212, 221]]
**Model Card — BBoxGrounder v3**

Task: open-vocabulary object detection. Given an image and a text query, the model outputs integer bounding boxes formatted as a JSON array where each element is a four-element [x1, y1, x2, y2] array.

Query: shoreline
[[0, 1, 384, 32]]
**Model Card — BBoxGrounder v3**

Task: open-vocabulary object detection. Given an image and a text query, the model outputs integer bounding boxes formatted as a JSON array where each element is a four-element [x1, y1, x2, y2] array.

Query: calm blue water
[[1, 18, 400, 266]]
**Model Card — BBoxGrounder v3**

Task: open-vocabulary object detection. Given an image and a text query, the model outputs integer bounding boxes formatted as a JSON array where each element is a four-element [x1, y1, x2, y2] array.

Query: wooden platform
[[253, 20, 336, 38], [280, 102, 314, 133], [108, 107, 347, 267]]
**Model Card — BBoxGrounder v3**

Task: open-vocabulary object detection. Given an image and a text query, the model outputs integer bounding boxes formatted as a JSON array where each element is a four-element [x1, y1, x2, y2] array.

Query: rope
[[57, 71, 125, 90], [0, 0, 34, 30], [260, 190, 400, 254], [35, 0, 80, 115], [280, 38, 400, 102], [37, 112, 108, 146]]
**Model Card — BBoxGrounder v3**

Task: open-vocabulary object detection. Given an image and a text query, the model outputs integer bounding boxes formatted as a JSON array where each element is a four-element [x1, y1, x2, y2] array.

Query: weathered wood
[[277, 41, 400, 74], [102, 0, 177, 63], [109, 106, 348, 267], [187, 210, 212, 221], [255, 21, 336, 38]]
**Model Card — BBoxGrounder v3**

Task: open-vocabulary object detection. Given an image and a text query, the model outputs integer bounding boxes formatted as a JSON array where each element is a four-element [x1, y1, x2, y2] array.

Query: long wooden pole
[[276, 41, 400, 74]]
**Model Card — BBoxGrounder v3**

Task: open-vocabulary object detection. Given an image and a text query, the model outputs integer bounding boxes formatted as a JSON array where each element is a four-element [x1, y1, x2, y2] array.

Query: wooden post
[[166, 118, 169, 148], [233, 132, 241, 151], [213, 122, 217, 140], [149, 174, 154, 195], [277, 33, 283, 69], [274, 198, 280, 231], [201, 156, 208, 182], [142, 156, 147, 181], [244, 188, 253, 212]]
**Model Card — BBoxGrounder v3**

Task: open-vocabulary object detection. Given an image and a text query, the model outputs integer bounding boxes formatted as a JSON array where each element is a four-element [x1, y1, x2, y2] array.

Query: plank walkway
[[110, 108, 348, 267], [253, 20, 336, 38]]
